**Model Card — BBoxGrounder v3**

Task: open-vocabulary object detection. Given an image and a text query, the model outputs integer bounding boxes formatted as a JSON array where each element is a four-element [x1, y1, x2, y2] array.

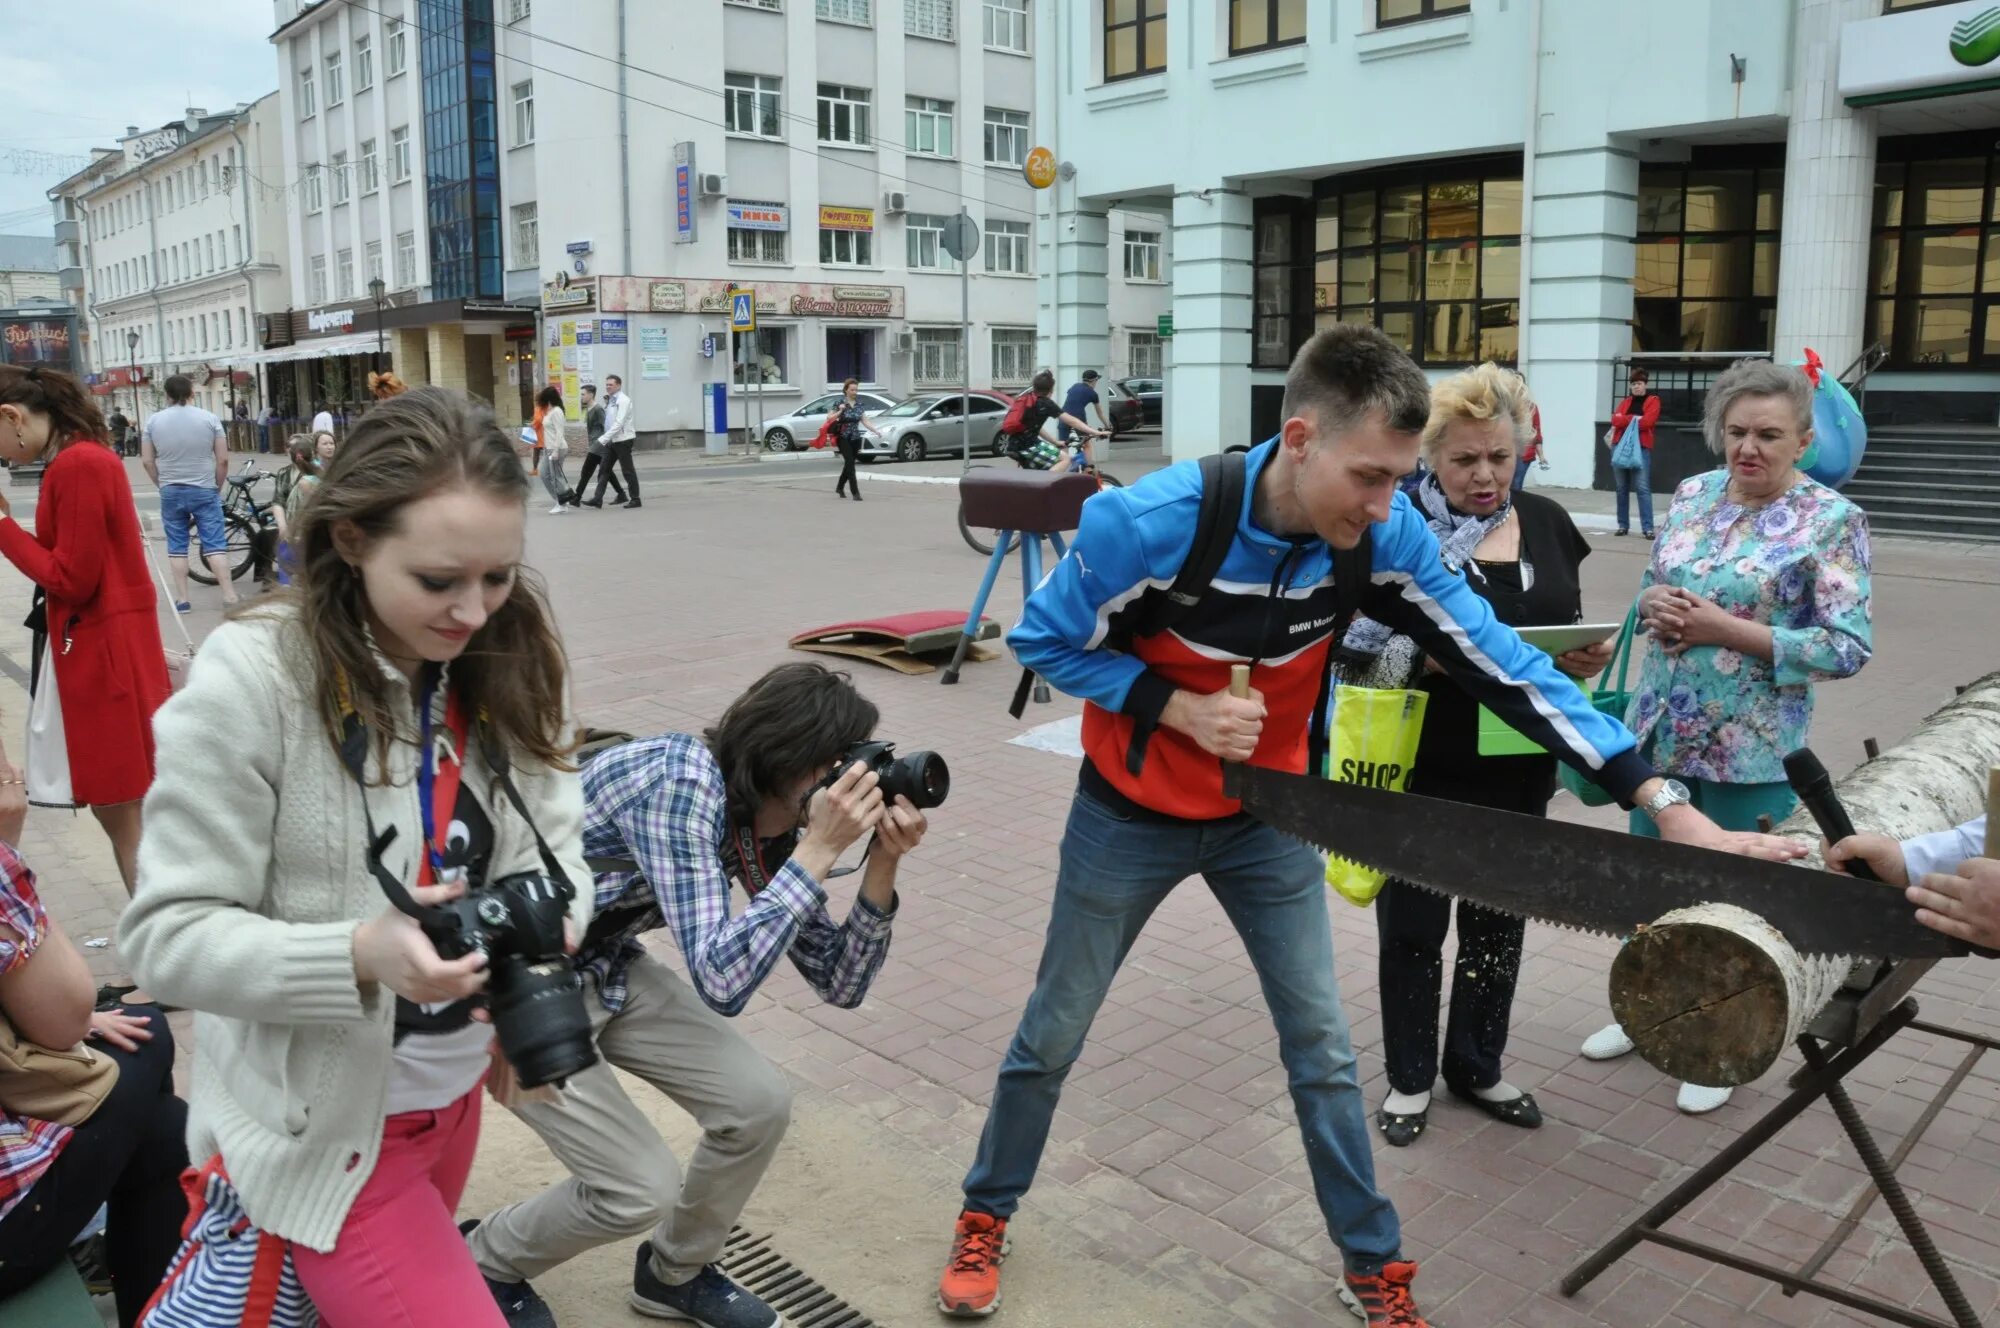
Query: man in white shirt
[[583, 375, 640, 510], [1830, 816, 1996, 950], [141, 374, 238, 610]]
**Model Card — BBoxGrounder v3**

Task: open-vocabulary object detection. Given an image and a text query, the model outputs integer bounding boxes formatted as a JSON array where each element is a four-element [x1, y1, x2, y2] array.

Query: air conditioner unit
[[699, 172, 727, 198], [892, 330, 916, 354], [884, 190, 910, 215]]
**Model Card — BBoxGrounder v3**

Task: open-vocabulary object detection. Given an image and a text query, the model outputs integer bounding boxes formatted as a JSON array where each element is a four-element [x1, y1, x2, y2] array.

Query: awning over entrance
[[244, 333, 382, 365]]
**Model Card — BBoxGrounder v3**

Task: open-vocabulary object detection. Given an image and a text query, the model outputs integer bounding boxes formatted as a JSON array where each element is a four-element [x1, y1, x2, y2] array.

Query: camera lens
[[893, 750, 949, 810], [488, 957, 599, 1089]]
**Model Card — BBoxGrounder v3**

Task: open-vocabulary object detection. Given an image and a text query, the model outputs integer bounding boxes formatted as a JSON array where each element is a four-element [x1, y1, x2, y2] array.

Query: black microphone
[[1784, 748, 1878, 882]]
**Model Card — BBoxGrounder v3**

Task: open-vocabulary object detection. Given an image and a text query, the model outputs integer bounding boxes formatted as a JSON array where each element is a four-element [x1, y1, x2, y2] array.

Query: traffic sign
[[730, 289, 757, 333], [942, 212, 981, 262], [1157, 313, 1174, 339]]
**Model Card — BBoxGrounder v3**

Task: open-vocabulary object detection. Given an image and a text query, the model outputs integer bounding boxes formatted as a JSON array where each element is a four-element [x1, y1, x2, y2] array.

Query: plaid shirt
[[577, 735, 895, 1017], [0, 845, 75, 1221]]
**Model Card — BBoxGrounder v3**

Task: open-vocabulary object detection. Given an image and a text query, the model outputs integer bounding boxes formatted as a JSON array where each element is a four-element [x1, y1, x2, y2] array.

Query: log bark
[[1609, 671, 2000, 1087]]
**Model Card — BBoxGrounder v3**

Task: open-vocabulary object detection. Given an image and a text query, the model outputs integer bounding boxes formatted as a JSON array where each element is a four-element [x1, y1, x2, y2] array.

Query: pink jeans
[[291, 1088, 505, 1328]]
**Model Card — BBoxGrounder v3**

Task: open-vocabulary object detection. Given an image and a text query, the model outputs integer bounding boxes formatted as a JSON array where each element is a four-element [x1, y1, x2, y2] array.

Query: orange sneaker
[[937, 1210, 1010, 1317], [1342, 1260, 1430, 1327]]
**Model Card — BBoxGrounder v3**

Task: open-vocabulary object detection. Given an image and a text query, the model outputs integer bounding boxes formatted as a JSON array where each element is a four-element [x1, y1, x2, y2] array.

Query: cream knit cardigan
[[119, 610, 591, 1252]]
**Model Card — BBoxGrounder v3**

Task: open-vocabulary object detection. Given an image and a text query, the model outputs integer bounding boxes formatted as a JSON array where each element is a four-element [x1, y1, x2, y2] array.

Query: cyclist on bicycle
[[1002, 370, 1108, 471]]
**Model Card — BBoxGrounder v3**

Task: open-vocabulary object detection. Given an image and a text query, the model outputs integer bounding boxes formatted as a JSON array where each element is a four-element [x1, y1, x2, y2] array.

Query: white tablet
[[1513, 623, 1621, 656]]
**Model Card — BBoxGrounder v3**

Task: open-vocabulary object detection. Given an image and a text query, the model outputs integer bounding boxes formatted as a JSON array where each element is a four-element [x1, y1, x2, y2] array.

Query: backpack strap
[[1305, 527, 1375, 777]]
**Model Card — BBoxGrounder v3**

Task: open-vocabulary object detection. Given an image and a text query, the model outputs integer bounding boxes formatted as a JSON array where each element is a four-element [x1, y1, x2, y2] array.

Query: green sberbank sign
[[1950, 6, 2000, 66]]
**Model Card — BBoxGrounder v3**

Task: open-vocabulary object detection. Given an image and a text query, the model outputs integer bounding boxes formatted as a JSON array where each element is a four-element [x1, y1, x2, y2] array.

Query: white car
[[757, 390, 897, 452], [859, 391, 1014, 462]]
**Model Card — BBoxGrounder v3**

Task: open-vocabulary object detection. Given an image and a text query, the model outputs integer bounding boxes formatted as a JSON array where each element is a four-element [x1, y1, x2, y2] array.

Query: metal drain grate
[[717, 1225, 881, 1328]]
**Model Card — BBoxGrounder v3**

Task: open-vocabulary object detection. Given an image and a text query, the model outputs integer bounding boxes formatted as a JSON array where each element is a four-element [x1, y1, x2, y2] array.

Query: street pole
[[960, 234, 971, 472], [753, 328, 763, 456]]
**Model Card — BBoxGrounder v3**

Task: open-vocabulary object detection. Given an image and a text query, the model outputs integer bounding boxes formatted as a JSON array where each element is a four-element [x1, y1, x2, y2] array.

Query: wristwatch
[[1641, 778, 1693, 819]]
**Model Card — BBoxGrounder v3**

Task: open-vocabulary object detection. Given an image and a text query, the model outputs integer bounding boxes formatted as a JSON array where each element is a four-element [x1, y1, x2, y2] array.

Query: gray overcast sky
[[0, 0, 278, 236]]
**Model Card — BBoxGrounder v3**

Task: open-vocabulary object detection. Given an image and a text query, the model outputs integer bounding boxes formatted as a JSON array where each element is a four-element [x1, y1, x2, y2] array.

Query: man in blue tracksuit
[[933, 324, 1801, 1325]]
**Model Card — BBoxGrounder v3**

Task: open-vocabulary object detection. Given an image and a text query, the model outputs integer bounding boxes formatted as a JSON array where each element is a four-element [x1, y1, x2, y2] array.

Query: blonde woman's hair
[[1422, 362, 1536, 463]]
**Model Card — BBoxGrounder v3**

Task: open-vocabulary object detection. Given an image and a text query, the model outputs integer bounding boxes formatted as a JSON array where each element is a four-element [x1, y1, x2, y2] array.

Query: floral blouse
[[1624, 470, 1872, 785]]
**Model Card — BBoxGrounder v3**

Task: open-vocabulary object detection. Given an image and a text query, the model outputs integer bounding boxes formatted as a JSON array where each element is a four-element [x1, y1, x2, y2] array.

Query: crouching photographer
[[464, 661, 937, 1328]]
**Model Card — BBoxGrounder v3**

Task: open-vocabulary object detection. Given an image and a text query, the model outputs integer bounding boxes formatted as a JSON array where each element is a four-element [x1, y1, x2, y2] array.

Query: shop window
[[827, 327, 877, 383], [1632, 161, 1782, 356], [1871, 150, 2000, 366], [732, 326, 792, 385]]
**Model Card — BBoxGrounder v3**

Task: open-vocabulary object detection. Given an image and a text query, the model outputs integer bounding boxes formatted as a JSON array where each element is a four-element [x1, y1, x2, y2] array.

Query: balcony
[[53, 219, 80, 246], [57, 267, 83, 291]]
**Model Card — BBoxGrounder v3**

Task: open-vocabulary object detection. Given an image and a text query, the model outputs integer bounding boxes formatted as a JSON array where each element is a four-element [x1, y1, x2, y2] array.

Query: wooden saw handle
[[1221, 665, 1252, 800], [1987, 766, 1998, 858]]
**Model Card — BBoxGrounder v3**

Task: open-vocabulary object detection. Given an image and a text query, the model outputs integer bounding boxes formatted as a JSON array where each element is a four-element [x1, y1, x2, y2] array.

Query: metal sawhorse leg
[[940, 529, 1067, 688]]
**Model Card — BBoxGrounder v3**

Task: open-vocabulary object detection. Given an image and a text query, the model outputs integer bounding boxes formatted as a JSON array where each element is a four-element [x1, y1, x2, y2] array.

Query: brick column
[[426, 324, 468, 392], [391, 327, 429, 384], [1166, 188, 1253, 461], [1774, 0, 1879, 371]]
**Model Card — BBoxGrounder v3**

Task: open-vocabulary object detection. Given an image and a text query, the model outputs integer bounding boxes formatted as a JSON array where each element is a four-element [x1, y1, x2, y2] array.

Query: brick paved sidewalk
[[9, 468, 2000, 1326]]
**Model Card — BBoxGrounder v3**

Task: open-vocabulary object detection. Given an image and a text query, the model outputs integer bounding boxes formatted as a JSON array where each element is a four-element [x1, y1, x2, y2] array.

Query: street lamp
[[125, 330, 141, 454], [368, 276, 387, 374]]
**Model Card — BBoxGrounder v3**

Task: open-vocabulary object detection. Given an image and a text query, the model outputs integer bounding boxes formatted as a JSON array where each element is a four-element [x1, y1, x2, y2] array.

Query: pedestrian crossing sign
[[730, 289, 757, 332]]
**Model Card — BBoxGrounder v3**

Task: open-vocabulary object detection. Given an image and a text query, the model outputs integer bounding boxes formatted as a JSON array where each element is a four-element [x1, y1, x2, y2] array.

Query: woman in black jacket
[[824, 378, 883, 501]]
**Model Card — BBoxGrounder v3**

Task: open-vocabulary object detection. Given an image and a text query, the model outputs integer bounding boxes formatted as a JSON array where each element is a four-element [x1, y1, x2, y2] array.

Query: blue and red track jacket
[[1009, 441, 1656, 821]]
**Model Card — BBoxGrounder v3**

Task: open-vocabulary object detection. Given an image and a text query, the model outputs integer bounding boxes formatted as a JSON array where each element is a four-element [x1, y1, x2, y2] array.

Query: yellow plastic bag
[[1322, 684, 1429, 907]]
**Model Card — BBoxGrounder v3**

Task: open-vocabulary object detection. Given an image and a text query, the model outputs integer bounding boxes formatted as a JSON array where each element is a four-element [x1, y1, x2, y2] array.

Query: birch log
[[1608, 672, 2000, 1086]]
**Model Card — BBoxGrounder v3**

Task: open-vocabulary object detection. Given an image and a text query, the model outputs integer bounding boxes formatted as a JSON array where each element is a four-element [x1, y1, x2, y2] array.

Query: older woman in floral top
[[1581, 357, 1873, 1115]]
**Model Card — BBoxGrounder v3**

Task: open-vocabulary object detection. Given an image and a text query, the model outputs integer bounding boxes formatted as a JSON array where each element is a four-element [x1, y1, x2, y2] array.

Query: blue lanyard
[[416, 674, 447, 882]]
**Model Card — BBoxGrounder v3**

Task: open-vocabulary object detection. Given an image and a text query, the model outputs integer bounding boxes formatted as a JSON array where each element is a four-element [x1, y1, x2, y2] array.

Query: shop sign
[[101, 365, 150, 388], [308, 307, 356, 334], [1840, 1, 2000, 103], [644, 277, 904, 320], [647, 281, 688, 313], [789, 284, 895, 318], [599, 317, 629, 344], [728, 202, 788, 232], [542, 278, 594, 311], [818, 205, 875, 232], [1023, 146, 1058, 191], [640, 326, 670, 352], [259, 312, 295, 349], [674, 142, 697, 244], [0, 319, 72, 367]]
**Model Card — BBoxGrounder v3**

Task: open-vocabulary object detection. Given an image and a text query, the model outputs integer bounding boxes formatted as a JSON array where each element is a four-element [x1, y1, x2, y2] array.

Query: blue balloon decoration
[[1795, 356, 1867, 490]]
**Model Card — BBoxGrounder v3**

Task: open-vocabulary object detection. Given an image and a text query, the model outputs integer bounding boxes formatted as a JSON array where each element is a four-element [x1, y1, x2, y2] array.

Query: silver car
[[758, 390, 897, 452], [859, 391, 1014, 462]]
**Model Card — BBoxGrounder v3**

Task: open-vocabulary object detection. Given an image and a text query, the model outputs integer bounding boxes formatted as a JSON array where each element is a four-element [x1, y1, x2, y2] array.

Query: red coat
[[1611, 393, 1661, 450], [0, 442, 170, 805]]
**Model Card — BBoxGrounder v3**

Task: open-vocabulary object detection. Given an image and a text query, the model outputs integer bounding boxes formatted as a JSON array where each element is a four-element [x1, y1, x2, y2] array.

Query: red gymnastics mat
[[789, 610, 1001, 675]]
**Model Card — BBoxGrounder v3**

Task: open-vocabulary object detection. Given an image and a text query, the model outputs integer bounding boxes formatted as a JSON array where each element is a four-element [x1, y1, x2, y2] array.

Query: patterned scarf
[[1341, 471, 1534, 660]]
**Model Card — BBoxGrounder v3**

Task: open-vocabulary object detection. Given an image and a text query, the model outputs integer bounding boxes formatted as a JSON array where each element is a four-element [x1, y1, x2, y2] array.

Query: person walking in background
[[1580, 358, 1873, 1115], [826, 377, 883, 502], [534, 385, 576, 515], [140, 374, 238, 612], [1607, 368, 1661, 538], [261, 404, 281, 454], [1511, 404, 1544, 497], [1058, 370, 1109, 445], [585, 374, 640, 510], [0, 367, 171, 898], [571, 384, 626, 508], [107, 407, 131, 458]]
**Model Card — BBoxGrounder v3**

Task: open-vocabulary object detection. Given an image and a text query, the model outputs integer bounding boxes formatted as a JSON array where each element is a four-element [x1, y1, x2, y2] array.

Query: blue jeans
[[961, 787, 1401, 1273], [159, 483, 228, 557], [1511, 457, 1531, 496], [1613, 456, 1654, 534]]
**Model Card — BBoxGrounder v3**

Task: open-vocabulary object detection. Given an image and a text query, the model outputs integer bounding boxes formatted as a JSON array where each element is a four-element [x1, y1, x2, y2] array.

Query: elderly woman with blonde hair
[[1339, 362, 1612, 1149]]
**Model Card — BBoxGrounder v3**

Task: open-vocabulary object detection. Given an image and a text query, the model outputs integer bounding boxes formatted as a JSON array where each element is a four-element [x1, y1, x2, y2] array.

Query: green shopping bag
[[1557, 603, 1641, 808], [1321, 684, 1429, 906]]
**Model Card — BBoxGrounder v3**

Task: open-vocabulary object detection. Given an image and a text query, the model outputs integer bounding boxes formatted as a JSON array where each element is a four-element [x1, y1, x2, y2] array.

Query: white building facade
[[522, 0, 1169, 445], [1038, 0, 2000, 490]]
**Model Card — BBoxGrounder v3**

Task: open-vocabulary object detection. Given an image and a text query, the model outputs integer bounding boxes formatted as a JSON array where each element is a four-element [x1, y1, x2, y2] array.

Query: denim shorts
[[159, 484, 228, 558]]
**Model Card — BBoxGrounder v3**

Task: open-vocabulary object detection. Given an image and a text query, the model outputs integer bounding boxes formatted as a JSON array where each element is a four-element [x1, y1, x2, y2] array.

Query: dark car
[[1120, 377, 1163, 427], [1101, 380, 1145, 435]]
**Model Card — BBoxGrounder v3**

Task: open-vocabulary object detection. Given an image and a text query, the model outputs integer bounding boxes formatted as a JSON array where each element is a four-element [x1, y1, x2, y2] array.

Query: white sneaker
[[1677, 1082, 1733, 1115], [548, 504, 567, 515], [1580, 1023, 1635, 1061]]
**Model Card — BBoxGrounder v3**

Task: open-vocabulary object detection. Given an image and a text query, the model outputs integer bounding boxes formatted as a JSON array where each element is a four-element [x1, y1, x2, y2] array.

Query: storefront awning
[[247, 333, 383, 365]]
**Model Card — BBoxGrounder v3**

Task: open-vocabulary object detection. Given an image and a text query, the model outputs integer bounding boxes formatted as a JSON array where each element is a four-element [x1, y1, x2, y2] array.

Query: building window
[[387, 16, 408, 75], [1635, 163, 1781, 358], [309, 255, 328, 303], [732, 326, 792, 385], [509, 0, 531, 20], [331, 151, 351, 205], [337, 248, 355, 298], [913, 327, 962, 383], [827, 327, 876, 383], [356, 33, 375, 90], [326, 52, 345, 106], [299, 65, 317, 118], [1124, 229, 1162, 281], [725, 73, 782, 137], [304, 163, 325, 213], [906, 97, 955, 157], [360, 139, 380, 193], [1311, 164, 1526, 367], [985, 219, 1030, 274], [395, 230, 417, 286], [728, 224, 789, 263], [391, 127, 412, 182], [817, 83, 872, 146], [1128, 329, 1163, 377], [512, 201, 538, 267], [817, 0, 871, 23], [907, 212, 960, 271], [985, 0, 1028, 52], [820, 225, 874, 266], [1105, 0, 1166, 81], [513, 81, 535, 146], [1230, 0, 1304, 53], [232, 224, 242, 263], [1376, 0, 1469, 28], [907, 0, 954, 39], [992, 328, 1036, 383], [366, 239, 384, 284], [1256, 208, 1298, 366], [728, 0, 784, 8], [1864, 152, 2000, 366], [984, 107, 1028, 167], [205, 234, 216, 272]]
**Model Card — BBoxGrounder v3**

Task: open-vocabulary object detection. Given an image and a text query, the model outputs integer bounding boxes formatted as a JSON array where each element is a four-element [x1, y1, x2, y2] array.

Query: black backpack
[[1009, 448, 1373, 777]]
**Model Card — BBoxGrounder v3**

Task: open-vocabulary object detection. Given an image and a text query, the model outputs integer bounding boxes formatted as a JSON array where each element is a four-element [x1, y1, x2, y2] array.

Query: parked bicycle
[[186, 462, 279, 586], [958, 444, 1123, 556]]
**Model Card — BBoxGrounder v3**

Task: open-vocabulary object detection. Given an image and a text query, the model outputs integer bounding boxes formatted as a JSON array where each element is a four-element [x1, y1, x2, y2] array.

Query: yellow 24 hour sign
[[1023, 146, 1057, 190]]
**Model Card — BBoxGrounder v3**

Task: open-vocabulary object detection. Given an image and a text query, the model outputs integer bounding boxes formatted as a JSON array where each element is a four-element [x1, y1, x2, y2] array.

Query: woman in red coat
[[0, 366, 170, 895]]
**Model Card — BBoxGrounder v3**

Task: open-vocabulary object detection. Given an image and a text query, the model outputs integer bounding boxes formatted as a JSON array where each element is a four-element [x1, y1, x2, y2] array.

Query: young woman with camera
[[120, 387, 592, 1326]]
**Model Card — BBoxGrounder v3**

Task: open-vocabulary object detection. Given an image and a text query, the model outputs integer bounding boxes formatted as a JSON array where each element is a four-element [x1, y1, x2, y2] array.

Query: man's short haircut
[[1279, 324, 1431, 440], [163, 374, 194, 404], [1032, 369, 1056, 396], [702, 662, 880, 812], [605, 374, 623, 388]]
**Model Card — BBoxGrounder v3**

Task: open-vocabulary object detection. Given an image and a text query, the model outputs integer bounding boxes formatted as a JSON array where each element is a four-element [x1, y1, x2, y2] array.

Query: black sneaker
[[629, 1243, 778, 1327], [459, 1219, 558, 1328]]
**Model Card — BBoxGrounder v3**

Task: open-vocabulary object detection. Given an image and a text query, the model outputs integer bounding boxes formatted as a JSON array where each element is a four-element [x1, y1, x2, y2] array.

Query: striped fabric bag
[[139, 1157, 318, 1328]]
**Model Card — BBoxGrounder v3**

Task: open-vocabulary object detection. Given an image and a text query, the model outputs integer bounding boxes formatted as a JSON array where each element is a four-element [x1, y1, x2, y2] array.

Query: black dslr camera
[[820, 740, 950, 810], [422, 871, 597, 1090]]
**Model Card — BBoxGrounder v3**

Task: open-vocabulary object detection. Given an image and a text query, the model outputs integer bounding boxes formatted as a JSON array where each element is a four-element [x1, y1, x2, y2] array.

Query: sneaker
[[548, 504, 567, 515], [457, 1220, 558, 1328], [629, 1244, 778, 1327], [937, 1210, 1009, 1317], [1580, 1022, 1635, 1061], [1677, 1082, 1733, 1115], [1342, 1260, 1431, 1327], [174, 600, 192, 613]]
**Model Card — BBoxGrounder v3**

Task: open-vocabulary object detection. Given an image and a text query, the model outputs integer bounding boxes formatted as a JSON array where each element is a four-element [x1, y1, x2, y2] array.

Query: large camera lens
[[487, 957, 599, 1089], [885, 750, 949, 810]]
